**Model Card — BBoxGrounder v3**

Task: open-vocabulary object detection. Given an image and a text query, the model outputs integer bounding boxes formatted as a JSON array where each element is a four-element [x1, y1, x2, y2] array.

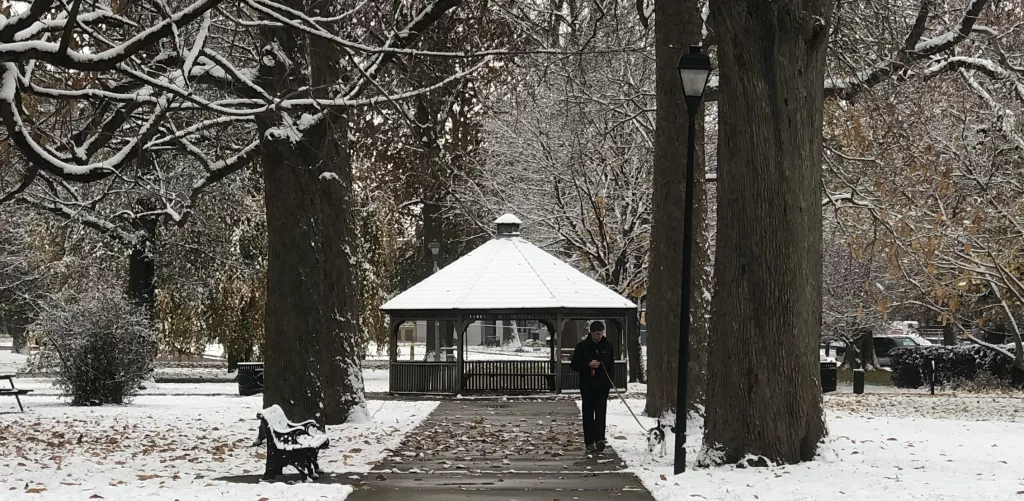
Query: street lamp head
[[428, 240, 440, 257], [677, 45, 713, 103]]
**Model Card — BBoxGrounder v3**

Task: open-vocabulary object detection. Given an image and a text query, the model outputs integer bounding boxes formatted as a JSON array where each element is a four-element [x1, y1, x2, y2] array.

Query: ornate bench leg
[[312, 455, 323, 476], [263, 449, 284, 481]]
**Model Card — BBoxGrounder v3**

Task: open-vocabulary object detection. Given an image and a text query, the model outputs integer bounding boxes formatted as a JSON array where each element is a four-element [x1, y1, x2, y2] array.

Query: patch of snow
[[0, 394, 437, 499], [320, 172, 340, 181], [600, 395, 1024, 501], [915, 31, 957, 52], [0, 348, 28, 374], [493, 213, 522, 225]]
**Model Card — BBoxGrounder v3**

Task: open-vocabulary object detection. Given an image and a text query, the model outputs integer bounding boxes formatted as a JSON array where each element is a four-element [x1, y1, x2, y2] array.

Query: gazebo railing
[[559, 360, 628, 392], [390, 361, 457, 394], [462, 360, 556, 393], [389, 359, 630, 394]]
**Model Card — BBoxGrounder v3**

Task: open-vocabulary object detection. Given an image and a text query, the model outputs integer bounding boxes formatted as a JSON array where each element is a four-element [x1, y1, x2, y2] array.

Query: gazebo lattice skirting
[[381, 214, 637, 395]]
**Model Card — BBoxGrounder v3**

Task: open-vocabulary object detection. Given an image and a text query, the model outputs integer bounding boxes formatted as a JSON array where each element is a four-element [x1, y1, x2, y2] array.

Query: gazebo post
[[389, 319, 401, 364], [455, 317, 468, 395], [553, 315, 565, 394], [388, 318, 402, 394]]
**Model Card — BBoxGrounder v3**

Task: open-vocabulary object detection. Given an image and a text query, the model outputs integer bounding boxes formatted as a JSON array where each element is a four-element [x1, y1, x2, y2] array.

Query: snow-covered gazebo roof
[[381, 214, 636, 314]]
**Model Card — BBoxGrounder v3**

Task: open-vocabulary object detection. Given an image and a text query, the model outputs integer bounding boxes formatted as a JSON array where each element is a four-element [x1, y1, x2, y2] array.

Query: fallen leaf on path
[[660, 474, 667, 481], [25, 487, 46, 494]]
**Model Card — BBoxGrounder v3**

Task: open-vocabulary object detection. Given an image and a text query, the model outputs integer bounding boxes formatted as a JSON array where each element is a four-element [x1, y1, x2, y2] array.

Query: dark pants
[[581, 387, 609, 445]]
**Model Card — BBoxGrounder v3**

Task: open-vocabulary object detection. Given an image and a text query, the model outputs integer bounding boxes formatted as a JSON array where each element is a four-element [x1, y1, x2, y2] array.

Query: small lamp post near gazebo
[[381, 214, 638, 396]]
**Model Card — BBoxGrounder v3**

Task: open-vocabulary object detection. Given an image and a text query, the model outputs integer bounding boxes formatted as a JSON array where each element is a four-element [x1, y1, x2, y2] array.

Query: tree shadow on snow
[[215, 472, 366, 485]]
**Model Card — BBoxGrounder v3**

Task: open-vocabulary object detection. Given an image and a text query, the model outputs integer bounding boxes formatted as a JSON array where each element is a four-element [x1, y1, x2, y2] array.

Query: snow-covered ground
[[599, 394, 1024, 501], [0, 349, 28, 374], [8, 369, 391, 397], [0, 395, 437, 500]]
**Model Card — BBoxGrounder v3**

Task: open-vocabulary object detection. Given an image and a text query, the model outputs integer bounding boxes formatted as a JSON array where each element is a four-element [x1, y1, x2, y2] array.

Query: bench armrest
[[271, 424, 308, 435], [289, 418, 320, 429]]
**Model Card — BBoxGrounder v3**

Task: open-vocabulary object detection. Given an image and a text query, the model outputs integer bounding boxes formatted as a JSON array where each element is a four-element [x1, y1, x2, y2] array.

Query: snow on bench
[[255, 404, 330, 481]]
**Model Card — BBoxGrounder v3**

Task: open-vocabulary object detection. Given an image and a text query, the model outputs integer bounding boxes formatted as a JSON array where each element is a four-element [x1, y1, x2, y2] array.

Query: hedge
[[889, 344, 1024, 389]]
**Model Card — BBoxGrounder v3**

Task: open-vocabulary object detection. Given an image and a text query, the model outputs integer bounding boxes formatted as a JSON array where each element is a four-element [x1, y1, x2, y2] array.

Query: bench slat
[[0, 389, 32, 395]]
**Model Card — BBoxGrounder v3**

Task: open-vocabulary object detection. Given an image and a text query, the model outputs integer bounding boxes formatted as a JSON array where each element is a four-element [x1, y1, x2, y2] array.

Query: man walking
[[570, 321, 614, 453]]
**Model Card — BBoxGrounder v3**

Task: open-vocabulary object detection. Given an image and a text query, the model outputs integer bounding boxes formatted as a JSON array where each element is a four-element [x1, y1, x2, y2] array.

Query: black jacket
[[570, 335, 615, 391]]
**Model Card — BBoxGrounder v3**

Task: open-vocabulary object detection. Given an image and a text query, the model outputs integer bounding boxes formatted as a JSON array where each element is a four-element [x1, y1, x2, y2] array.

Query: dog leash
[[599, 362, 650, 434]]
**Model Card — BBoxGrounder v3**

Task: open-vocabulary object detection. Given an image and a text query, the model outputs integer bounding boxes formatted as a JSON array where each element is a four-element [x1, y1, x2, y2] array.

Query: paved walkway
[[347, 400, 654, 501]]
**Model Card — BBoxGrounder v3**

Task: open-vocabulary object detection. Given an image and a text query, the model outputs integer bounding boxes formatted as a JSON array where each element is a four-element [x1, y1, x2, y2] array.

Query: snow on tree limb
[[0, 0, 226, 71], [0, 63, 173, 181]]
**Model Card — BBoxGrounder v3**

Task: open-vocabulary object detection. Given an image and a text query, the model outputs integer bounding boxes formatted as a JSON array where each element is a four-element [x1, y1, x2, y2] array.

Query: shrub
[[32, 291, 157, 405], [890, 344, 1024, 390]]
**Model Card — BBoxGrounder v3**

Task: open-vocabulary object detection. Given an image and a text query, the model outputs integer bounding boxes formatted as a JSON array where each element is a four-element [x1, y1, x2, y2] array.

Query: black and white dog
[[646, 419, 676, 457]]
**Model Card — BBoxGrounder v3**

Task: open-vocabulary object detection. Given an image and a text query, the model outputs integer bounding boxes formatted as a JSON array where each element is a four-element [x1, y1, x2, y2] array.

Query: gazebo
[[382, 214, 637, 395]]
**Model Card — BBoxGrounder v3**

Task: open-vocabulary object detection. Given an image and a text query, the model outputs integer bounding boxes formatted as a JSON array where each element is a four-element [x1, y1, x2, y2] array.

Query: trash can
[[820, 360, 837, 393], [237, 362, 264, 396]]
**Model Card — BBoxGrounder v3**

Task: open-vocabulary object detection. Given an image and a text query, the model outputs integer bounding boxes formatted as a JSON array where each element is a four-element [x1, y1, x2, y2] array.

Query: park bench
[[0, 374, 32, 412], [254, 404, 329, 481]]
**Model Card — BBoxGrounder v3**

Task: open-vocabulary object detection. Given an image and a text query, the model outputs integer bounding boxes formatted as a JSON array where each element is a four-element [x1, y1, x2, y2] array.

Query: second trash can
[[853, 368, 865, 394], [237, 362, 264, 396], [820, 360, 838, 393]]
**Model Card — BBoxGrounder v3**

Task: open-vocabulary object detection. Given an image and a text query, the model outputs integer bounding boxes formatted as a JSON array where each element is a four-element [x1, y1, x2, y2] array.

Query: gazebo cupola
[[494, 213, 522, 238]]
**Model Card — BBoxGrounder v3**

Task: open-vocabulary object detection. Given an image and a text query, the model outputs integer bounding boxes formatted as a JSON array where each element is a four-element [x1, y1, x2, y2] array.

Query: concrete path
[[347, 400, 655, 501]]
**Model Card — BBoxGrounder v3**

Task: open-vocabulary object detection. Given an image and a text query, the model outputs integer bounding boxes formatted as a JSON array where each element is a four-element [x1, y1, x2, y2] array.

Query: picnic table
[[0, 374, 32, 412]]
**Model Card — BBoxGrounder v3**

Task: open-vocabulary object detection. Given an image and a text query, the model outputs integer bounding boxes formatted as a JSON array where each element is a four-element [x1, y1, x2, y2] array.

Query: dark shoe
[[596, 440, 606, 453], [585, 443, 596, 453]]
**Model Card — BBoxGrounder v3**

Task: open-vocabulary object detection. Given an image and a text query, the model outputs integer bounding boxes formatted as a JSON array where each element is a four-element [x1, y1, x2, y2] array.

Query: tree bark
[[10, 324, 28, 355], [127, 221, 157, 319], [257, 0, 365, 425], [627, 311, 646, 383], [644, 0, 707, 419], [839, 330, 876, 370], [701, 0, 832, 465]]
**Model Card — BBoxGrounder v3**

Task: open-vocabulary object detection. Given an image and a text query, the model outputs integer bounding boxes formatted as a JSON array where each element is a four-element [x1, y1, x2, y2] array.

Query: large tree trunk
[[701, 0, 832, 465], [127, 221, 157, 318], [10, 324, 29, 355], [644, 0, 708, 419], [839, 330, 877, 370], [257, 0, 365, 425], [627, 311, 646, 383]]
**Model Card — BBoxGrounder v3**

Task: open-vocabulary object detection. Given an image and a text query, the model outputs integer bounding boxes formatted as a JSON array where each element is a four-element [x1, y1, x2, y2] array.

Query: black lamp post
[[427, 240, 441, 360], [674, 45, 712, 476], [428, 240, 441, 273]]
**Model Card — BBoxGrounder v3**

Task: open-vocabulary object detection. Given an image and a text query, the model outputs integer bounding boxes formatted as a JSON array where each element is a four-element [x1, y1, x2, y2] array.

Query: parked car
[[873, 335, 931, 367]]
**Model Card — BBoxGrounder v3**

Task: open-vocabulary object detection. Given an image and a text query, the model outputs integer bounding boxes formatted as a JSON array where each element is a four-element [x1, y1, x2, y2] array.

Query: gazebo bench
[[254, 405, 329, 481], [463, 371, 557, 392]]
